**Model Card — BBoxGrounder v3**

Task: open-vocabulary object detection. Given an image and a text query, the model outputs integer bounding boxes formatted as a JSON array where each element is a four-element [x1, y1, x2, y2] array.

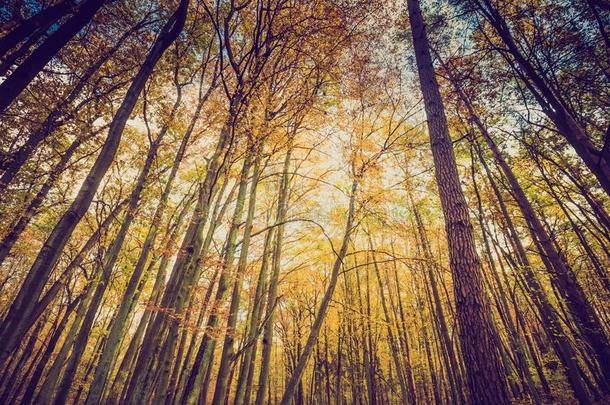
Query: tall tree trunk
[[122, 127, 229, 404], [472, 112, 610, 387], [22, 94, 172, 404], [369, 236, 413, 404], [233, 224, 274, 405], [0, 19, 144, 190], [0, 0, 76, 58], [406, 0, 510, 403], [84, 72, 190, 405], [472, 135, 592, 403], [386, 252, 418, 404], [181, 151, 253, 405], [0, 130, 93, 265], [36, 281, 97, 404], [20, 293, 83, 405], [411, 199, 464, 404], [171, 180, 237, 404], [0, 320, 44, 400], [107, 190, 196, 404], [469, 146, 542, 404]]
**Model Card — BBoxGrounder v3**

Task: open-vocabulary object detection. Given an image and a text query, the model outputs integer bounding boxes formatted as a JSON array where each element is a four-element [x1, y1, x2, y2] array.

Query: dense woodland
[[0, 0, 609, 404]]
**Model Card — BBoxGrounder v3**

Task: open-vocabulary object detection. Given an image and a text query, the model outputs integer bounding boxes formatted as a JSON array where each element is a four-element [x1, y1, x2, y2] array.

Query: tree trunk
[[0, 0, 76, 58], [122, 127, 230, 404], [469, 146, 542, 404], [84, 74, 188, 405], [369, 236, 413, 404], [233, 224, 274, 405], [36, 281, 97, 404], [472, 134, 591, 403], [0, 131, 92, 265], [406, 0, 510, 403], [20, 294, 83, 405], [411, 199, 464, 404], [472, 0, 610, 195], [181, 152, 253, 405], [474, 115, 610, 388], [108, 190, 195, 404], [0, 20, 142, 190]]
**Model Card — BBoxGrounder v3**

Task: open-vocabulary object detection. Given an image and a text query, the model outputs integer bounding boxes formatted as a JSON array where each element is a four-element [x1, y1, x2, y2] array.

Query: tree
[[406, 0, 510, 403]]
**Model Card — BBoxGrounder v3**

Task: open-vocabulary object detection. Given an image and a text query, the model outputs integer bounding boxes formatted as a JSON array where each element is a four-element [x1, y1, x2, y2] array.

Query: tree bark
[[406, 0, 510, 403]]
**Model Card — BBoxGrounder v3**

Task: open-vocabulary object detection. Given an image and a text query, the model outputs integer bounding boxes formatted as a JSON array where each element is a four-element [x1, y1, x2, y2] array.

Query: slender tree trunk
[[469, 146, 542, 404], [108, 191, 195, 404], [369, 237, 412, 404], [386, 253, 418, 404], [171, 181, 237, 404], [181, 152, 253, 405], [123, 126, 230, 403], [0, 131, 92, 266], [475, 118, 610, 387], [0, 0, 75, 58], [233, 224, 274, 405], [413, 269, 442, 405], [0, 320, 44, 400], [36, 281, 97, 403], [473, 135, 592, 403], [28, 95, 172, 403], [0, 19, 143, 190], [84, 74, 188, 405], [20, 294, 83, 405], [529, 149, 610, 295], [471, 0, 610, 195], [411, 198, 464, 404]]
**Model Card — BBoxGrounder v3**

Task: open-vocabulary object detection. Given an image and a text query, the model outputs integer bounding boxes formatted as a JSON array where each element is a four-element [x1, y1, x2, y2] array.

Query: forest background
[[0, 0, 608, 404]]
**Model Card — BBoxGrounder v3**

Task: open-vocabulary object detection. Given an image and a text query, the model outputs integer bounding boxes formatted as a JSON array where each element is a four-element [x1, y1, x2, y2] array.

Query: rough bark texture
[[406, 0, 510, 403]]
